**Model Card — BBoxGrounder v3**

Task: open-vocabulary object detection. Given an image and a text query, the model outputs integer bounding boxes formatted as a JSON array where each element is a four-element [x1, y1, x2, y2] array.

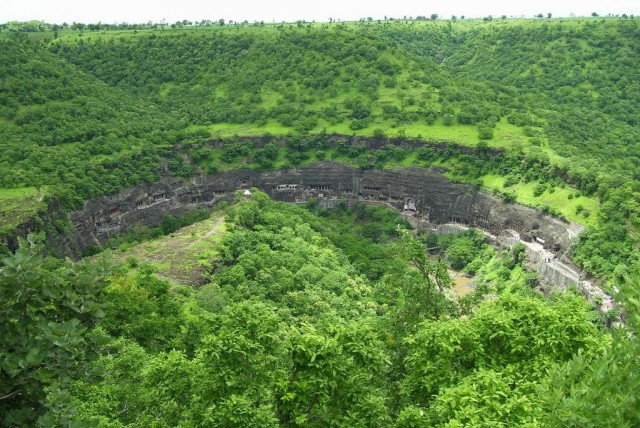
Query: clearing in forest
[[0, 187, 45, 233], [112, 211, 226, 285]]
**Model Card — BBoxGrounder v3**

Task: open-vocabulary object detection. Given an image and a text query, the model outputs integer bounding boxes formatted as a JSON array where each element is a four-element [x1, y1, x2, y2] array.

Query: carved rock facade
[[68, 162, 583, 255]]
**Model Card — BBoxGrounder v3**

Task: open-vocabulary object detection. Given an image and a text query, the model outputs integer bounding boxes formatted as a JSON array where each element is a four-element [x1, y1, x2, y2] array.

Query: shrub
[[503, 175, 520, 187], [443, 113, 454, 126], [478, 124, 494, 140], [533, 183, 547, 197]]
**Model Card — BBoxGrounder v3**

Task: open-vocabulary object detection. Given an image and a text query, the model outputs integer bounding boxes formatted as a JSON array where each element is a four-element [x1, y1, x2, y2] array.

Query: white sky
[[3, 0, 640, 24]]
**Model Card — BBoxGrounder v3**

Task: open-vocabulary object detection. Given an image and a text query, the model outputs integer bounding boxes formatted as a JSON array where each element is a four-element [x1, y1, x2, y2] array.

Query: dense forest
[[1, 17, 639, 276], [3, 193, 640, 426], [1, 16, 640, 426]]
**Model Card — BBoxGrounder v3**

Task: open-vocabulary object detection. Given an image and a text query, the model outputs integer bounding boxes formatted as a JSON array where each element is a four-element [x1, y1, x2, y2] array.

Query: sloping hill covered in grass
[[2, 17, 640, 426], [111, 211, 226, 285], [0, 17, 639, 276]]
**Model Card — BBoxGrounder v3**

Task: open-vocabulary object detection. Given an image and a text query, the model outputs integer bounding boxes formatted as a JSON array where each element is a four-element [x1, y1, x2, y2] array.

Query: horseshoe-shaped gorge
[[5, 16, 640, 426], [65, 161, 614, 311]]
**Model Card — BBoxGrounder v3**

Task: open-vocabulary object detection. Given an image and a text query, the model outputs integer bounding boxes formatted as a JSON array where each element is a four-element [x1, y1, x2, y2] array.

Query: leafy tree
[[277, 322, 389, 426], [539, 271, 640, 427], [388, 229, 454, 331], [478, 123, 494, 140], [100, 266, 185, 351], [0, 234, 111, 426], [400, 293, 605, 426]]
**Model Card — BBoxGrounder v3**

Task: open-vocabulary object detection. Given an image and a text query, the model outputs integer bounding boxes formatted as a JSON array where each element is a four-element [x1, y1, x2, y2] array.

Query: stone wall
[[58, 161, 616, 314]]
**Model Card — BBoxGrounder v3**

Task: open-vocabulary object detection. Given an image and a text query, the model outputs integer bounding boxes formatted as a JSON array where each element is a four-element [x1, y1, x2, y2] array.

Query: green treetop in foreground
[[1, 193, 637, 426]]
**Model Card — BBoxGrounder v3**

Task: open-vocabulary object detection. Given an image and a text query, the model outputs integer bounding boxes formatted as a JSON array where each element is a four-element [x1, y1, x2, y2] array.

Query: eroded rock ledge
[[69, 162, 583, 252]]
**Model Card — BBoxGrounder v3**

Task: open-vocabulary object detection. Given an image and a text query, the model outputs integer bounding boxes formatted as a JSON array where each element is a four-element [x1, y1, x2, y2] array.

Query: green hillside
[[1, 17, 640, 425], [4, 191, 640, 426], [2, 18, 639, 277], [48, 18, 640, 176], [0, 15, 640, 428]]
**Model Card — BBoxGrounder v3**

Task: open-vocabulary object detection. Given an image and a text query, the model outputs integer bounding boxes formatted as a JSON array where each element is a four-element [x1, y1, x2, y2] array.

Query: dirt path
[[185, 215, 225, 250], [113, 212, 226, 285]]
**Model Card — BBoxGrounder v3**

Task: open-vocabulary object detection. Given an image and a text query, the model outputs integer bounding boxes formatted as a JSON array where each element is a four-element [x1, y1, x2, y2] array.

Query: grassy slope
[[0, 187, 45, 232], [480, 174, 600, 226], [208, 117, 546, 153], [110, 211, 226, 285], [1, 17, 628, 232]]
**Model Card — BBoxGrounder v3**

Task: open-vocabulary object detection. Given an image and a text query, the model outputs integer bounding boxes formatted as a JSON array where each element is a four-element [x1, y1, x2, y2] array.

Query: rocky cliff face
[[65, 162, 582, 258]]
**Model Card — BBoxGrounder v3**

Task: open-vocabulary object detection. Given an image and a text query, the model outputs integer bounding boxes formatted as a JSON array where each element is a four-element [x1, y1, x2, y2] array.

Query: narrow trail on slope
[[112, 212, 226, 286]]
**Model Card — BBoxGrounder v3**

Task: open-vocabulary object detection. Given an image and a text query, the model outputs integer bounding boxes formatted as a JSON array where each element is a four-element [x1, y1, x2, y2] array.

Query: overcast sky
[[3, 0, 640, 24]]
